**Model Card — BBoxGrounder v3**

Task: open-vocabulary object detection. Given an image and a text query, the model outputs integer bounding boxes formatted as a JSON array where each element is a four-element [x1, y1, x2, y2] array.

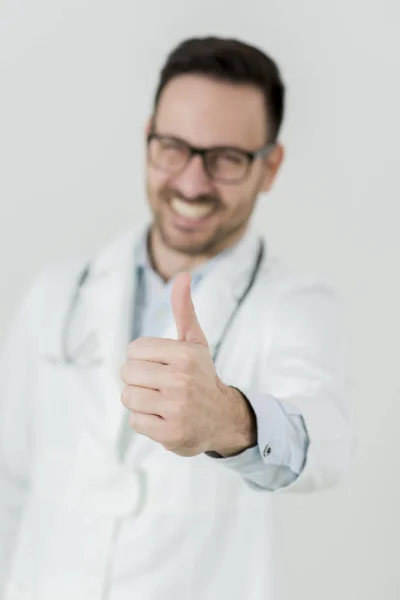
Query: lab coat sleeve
[[210, 281, 355, 493], [0, 272, 46, 595], [206, 392, 310, 491], [261, 281, 355, 493]]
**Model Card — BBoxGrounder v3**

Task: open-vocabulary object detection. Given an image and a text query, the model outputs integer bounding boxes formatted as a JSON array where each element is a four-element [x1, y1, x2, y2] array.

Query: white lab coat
[[0, 225, 354, 600]]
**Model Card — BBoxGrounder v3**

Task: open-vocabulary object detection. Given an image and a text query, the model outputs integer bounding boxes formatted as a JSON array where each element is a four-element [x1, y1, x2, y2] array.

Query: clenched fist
[[120, 272, 256, 457]]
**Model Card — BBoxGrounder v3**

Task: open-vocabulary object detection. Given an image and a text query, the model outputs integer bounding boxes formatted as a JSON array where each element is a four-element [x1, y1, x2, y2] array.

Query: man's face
[[146, 74, 282, 256]]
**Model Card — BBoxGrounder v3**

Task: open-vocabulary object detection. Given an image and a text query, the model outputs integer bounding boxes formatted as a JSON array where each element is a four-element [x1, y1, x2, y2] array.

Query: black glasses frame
[[147, 133, 275, 184]]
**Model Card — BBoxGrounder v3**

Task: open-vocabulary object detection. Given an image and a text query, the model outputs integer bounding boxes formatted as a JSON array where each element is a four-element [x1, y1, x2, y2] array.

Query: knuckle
[[120, 359, 135, 384], [120, 386, 130, 407], [121, 386, 138, 410], [128, 412, 136, 429], [120, 361, 129, 383], [179, 346, 197, 372], [128, 411, 140, 431], [171, 371, 193, 393], [127, 337, 143, 359]]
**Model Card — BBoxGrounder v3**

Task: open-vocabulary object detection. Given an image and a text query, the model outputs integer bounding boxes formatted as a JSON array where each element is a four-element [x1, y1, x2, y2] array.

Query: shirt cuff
[[206, 390, 309, 491]]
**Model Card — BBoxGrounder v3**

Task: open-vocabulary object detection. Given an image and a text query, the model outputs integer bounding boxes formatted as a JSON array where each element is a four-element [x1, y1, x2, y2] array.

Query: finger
[[127, 336, 191, 364], [128, 411, 164, 442], [170, 272, 208, 346], [120, 359, 167, 389], [121, 386, 164, 417], [121, 359, 188, 390]]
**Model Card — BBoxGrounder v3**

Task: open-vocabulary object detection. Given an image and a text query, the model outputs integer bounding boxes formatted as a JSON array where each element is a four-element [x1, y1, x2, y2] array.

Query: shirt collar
[[134, 224, 239, 282]]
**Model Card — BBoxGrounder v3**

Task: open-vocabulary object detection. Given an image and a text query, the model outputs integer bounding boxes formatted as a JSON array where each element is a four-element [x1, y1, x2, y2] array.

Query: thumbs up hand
[[170, 272, 209, 346], [120, 273, 257, 458]]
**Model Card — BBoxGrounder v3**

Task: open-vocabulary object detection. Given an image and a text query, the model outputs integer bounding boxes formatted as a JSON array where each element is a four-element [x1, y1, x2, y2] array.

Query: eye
[[209, 149, 247, 167], [149, 136, 189, 170], [222, 151, 246, 164], [159, 138, 186, 152]]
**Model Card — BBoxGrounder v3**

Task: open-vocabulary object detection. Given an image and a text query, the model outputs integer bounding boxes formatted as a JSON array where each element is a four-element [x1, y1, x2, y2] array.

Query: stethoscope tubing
[[60, 239, 265, 367]]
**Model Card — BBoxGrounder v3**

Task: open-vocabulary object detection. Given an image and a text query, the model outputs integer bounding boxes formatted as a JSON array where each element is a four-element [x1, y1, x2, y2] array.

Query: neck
[[147, 224, 248, 282]]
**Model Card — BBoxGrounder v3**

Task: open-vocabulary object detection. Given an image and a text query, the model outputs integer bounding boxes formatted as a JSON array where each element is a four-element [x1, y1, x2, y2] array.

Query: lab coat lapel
[[77, 227, 141, 444]]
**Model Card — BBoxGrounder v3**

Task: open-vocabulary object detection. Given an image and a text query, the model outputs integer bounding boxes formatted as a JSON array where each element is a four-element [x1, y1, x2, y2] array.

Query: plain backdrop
[[1, 1, 399, 599]]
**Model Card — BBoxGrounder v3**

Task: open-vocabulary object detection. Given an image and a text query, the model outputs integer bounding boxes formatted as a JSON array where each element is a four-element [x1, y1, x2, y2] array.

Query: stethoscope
[[52, 238, 265, 368]]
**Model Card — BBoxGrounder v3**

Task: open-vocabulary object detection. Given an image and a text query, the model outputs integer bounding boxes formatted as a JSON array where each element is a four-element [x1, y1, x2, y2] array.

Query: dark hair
[[153, 36, 285, 143]]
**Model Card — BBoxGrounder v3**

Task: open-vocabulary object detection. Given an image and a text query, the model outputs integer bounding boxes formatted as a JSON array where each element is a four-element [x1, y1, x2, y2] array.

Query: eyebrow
[[151, 132, 265, 153]]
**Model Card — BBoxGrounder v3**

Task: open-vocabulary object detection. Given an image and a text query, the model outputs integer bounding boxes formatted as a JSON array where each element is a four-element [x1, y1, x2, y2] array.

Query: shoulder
[[31, 256, 91, 305], [256, 272, 343, 366], [246, 247, 342, 343], [33, 225, 143, 299], [255, 253, 338, 309]]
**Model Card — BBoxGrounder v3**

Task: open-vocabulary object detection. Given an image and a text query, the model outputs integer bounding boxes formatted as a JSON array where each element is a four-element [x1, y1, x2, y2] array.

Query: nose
[[171, 154, 214, 198]]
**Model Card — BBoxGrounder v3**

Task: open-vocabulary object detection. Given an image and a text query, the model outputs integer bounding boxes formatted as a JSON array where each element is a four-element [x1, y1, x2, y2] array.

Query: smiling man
[[145, 68, 282, 278], [0, 37, 354, 600]]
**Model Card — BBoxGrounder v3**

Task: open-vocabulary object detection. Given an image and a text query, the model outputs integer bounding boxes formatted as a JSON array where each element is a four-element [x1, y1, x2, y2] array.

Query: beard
[[147, 182, 259, 257], [150, 186, 225, 255]]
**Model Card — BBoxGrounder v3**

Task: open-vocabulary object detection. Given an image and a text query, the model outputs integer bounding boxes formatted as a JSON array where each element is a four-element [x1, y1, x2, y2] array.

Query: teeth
[[171, 198, 213, 219]]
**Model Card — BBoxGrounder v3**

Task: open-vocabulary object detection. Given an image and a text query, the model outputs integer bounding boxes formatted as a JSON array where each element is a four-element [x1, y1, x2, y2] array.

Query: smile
[[170, 198, 215, 220]]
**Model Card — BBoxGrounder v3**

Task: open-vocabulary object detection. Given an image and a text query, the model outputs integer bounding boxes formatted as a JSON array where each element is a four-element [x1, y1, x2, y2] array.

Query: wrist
[[210, 384, 257, 457]]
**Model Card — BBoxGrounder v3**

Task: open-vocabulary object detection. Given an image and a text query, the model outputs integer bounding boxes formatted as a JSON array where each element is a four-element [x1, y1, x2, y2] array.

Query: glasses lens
[[148, 136, 189, 172], [205, 149, 250, 182]]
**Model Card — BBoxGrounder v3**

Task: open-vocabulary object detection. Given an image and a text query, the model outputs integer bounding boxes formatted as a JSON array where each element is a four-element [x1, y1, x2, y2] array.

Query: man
[[0, 37, 354, 600]]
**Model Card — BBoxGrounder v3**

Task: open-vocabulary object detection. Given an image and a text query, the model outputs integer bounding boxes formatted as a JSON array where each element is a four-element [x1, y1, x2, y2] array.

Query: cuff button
[[263, 444, 272, 459]]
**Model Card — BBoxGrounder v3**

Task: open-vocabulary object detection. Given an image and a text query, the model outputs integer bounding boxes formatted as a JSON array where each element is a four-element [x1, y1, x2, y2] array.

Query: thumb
[[171, 272, 208, 346]]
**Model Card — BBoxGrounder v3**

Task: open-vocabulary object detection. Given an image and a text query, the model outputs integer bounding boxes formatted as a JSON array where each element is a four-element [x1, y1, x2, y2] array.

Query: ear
[[261, 143, 285, 193]]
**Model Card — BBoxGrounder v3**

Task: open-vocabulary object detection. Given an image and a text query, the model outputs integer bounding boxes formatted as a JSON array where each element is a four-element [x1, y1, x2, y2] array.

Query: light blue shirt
[[133, 231, 309, 491]]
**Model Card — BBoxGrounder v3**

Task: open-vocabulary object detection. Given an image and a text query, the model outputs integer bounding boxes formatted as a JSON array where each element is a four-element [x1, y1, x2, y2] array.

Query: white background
[[1, 1, 399, 598]]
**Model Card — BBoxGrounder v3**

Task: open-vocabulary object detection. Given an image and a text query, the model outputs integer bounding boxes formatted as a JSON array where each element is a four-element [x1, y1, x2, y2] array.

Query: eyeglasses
[[147, 133, 275, 184]]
